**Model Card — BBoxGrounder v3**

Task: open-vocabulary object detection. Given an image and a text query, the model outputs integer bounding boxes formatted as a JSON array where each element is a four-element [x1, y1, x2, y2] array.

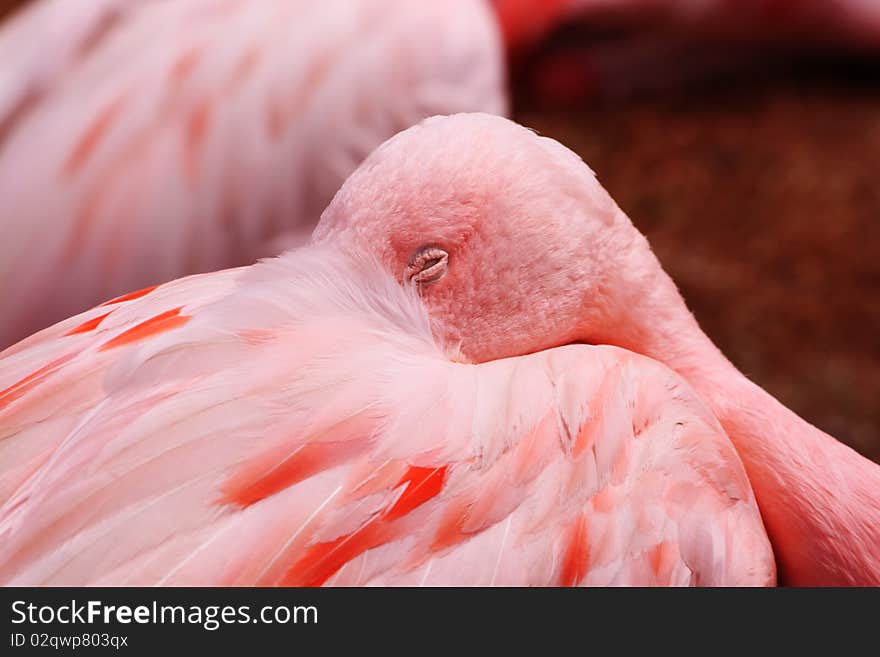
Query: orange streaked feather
[[63, 95, 126, 176], [99, 285, 159, 306], [169, 47, 203, 87], [64, 312, 112, 336], [99, 307, 189, 351], [220, 413, 376, 507], [384, 466, 448, 522], [222, 438, 370, 508], [282, 520, 391, 587], [431, 499, 471, 553], [282, 465, 450, 586], [0, 353, 77, 411], [185, 100, 212, 182], [648, 541, 678, 583], [560, 514, 590, 586], [280, 465, 451, 585]]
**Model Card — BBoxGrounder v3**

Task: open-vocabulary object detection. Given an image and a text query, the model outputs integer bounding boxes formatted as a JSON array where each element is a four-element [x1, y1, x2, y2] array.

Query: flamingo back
[[0, 246, 774, 586]]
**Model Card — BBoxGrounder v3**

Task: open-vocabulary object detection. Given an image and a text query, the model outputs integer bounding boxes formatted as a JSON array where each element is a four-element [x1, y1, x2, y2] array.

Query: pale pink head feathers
[[313, 113, 669, 363]]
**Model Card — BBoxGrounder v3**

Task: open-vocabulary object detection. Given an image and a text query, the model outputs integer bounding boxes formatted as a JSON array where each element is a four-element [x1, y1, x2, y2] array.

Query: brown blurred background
[[0, 0, 22, 22], [0, 0, 19, 17], [1, 0, 877, 462]]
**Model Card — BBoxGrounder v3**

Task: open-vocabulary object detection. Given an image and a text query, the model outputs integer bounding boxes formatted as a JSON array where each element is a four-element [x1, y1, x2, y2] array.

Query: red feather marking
[[279, 463, 451, 585], [64, 94, 126, 176], [185, 100, 212, 182], [220, 413, 376, 507], [648, 541, 678, 583], [227, 48, 262, 92], [224, 443, 344, 507], [512, 411, 557, 483], [431, 500, 471, 553], [282, 520, 391, 587], [99, 307, 189, 351], [64, 312, 112, 336], [573, 415, 599, 458], [383, 466, 448, 522], [573, 365, 622, 457], [282, 466, 449, 586], [591, 487, 615, 513], [560, 514, 590, 586], [99, 285, 159, 306], [169, 47, 203, 87], [0, 353, 77, 411]]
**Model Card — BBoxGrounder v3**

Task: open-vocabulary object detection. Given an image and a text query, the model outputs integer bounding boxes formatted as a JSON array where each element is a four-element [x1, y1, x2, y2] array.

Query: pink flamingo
[[314, 113, 880, 586], [0, 114, 777, 586], [0, 0, 506, 348]]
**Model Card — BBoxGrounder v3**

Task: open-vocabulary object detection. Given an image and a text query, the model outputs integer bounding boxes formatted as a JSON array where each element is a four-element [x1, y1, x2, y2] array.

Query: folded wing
[[0, 246, 773, 586]]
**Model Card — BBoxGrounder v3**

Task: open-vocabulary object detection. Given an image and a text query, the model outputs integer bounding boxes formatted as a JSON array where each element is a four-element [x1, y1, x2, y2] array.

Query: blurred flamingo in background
[[0, 0, 506, 348], [2, 113, 878, 586], [0, 114, 775, 587], [2, 0, 879, 347]]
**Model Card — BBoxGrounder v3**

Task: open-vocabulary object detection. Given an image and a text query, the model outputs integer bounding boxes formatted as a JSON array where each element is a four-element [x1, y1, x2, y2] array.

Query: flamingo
[[0, 113, 778, 586], [0, 0, 506, 348], [313, 113, 880, 586]]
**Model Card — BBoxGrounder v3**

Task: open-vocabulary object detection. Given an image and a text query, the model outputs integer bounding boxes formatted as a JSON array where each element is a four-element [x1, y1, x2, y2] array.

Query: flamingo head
[[312, 113, 676, 364]]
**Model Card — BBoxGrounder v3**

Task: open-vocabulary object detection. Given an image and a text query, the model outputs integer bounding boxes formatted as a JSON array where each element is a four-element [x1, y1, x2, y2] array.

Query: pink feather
[[0, 245, 773, 586], [0, 0, 506, 348]]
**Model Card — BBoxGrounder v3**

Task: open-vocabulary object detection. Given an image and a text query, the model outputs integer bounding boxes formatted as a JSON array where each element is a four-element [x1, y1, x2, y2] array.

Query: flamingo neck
[[628, 279, 880, 586]]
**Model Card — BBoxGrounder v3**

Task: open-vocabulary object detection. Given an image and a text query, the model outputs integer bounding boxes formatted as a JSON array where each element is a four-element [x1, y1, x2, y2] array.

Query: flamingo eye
[[404, 246, 448, 286]]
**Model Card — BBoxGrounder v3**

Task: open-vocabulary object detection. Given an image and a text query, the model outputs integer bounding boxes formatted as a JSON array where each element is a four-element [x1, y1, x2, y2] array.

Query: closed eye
[[404, 246, 448, 286]]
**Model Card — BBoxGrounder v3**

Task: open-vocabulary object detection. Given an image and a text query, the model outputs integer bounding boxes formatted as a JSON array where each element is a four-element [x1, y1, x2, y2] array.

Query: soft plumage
[[314, 112, 880, 586], [0, 245, 772, 586], [0, 0, 505, 347]]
